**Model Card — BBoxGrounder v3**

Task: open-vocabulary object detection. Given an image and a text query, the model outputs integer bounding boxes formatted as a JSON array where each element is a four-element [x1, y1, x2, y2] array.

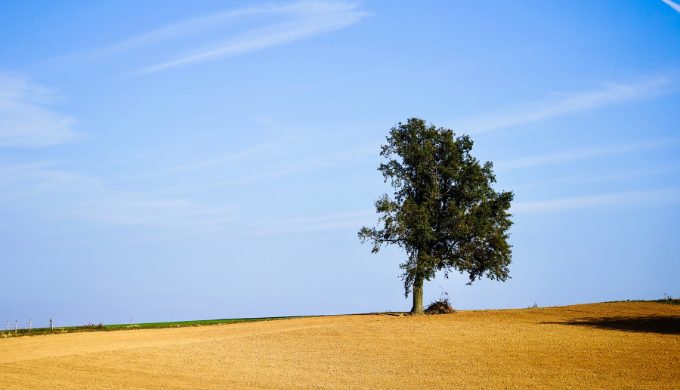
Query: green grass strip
[[0, 315, 301, 338]]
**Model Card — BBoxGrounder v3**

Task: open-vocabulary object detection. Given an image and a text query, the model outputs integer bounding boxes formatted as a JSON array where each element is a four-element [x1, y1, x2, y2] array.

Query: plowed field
[[1, 301, 678, 389]]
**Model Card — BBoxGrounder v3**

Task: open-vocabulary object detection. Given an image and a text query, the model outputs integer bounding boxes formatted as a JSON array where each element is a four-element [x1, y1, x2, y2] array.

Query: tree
[[358, 118, 513, 314]]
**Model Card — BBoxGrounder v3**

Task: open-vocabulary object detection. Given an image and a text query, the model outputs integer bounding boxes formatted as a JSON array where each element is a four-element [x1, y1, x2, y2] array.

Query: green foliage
[[359, 118, 514, 302]]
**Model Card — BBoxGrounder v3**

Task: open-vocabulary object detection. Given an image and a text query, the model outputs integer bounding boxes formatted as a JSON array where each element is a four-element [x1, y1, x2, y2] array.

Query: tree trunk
[[410, 275, 424, 315]]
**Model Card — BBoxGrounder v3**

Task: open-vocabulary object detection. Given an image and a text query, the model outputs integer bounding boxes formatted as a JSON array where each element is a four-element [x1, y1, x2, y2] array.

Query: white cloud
[[115, 140, 374, 194], [662, 0, 680, 14], [76, 0, 368, 76], [454, 77, 676, 134], [165, 143, 275, 173], [237, 209, 374, 237], [119, 143, 277, 184], [130, 1, 368, 76], [514, 166, 680, 190], [62, 195, 234, 227], [0, 158, 370, 240], [497, 138, 678, 170], [513, 188, 680, 213], [40, 1, 368, 76], [0, 72, 77, 147], [0, 161, 233, 229], [85, 5, 291, 58]]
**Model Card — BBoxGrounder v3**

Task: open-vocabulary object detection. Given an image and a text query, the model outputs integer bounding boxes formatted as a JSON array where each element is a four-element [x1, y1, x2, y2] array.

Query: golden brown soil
[[1, 301, 678, 389]]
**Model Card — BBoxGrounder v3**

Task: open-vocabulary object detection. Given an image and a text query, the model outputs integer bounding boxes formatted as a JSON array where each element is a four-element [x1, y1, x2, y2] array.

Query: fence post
[[50, 318, 53, 330]]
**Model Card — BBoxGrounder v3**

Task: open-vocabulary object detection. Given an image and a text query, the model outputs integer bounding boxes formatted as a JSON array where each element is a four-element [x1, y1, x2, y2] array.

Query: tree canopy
[[358, 118, 514, 314]]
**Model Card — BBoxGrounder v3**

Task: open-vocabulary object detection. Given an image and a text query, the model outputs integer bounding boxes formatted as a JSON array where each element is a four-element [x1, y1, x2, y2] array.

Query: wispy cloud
[[454, 76, 676, 134], [514, 166, 680, 190], [0, 72, 77, 147], [513, 188, 680, 213], [187, 143, 375, 193], [80, 5, 291, 59], [130, 1, 368, 76], [119, 143, 277, 183], [39, 1, 369, 76], [168, 143, 275, 172], [0, 161, 233, 229], [115, 140, 374, 195], [662, 0, 680, 14], [0, 157, 371, 241], [235, 209, 374, 237], [61, 195, 234, 227], [497, 138, 679, 170]]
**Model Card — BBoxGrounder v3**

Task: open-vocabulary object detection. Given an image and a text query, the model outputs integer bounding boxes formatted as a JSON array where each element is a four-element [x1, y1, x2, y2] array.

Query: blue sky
[[1, 0, 679, 326]]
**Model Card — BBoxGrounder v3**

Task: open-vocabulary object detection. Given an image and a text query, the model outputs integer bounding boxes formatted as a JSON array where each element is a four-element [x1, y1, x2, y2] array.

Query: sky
[[1, 0, 679, 327]]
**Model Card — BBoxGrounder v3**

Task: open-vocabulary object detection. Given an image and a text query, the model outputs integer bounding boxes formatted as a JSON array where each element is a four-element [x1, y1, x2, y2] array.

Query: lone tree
[[359, 118, 513, 314]]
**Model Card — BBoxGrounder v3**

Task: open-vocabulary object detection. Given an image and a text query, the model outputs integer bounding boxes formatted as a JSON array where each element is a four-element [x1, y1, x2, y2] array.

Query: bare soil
[[0, 301, 678, 389]]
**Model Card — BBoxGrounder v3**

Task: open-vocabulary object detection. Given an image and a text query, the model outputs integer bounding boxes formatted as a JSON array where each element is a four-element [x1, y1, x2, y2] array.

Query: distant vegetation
[[605, 297, 680, 305], [0, 316, 297, 338]]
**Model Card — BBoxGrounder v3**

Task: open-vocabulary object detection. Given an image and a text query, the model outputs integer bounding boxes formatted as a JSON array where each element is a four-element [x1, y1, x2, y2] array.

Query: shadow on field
[[544, 316, 680, 335]]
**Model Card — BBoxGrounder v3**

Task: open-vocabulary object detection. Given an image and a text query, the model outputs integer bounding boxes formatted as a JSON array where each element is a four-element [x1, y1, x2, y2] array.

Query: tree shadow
[[544, 315, 680, 335]]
